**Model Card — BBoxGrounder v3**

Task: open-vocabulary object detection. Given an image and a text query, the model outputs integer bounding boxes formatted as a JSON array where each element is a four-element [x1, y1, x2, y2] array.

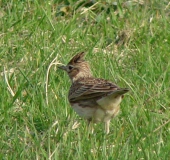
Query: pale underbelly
[[71, 103, 120, 122]]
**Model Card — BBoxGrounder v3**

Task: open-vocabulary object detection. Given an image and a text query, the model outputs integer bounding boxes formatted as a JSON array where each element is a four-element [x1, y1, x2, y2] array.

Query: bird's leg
[[87, 119, 94, 134], [105, 120, 110, 134]]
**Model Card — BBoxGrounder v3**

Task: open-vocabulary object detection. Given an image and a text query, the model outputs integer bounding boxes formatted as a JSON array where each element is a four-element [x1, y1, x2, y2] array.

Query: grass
[[1, 0, 170, 159]]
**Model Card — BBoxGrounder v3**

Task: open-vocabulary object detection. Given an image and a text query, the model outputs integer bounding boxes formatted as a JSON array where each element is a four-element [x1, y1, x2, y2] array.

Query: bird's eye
[[68, 65, 73, 70]]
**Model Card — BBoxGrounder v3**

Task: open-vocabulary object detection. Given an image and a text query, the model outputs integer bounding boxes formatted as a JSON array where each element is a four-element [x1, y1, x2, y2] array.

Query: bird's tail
[[108, 88, 129, 98]]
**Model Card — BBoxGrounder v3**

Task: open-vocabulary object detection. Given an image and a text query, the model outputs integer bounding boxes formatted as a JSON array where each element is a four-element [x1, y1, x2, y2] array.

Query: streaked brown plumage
[[59, 52, 129, 134]]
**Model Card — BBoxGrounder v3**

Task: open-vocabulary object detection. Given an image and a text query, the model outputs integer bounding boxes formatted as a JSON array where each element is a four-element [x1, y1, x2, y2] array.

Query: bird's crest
[[68, 52, 86, 65]]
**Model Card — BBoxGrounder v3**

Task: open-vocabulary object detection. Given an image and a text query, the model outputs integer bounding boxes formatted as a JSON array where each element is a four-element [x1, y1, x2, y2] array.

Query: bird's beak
[[58, 65, 67, 71]]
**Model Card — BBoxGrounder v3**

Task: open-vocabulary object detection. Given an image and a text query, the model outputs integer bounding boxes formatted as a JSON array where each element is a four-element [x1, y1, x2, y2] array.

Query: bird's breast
[[71, 103, 96, 120]]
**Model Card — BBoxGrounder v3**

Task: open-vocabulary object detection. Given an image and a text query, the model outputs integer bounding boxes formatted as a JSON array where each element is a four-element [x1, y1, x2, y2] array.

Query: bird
[[58, 52, 129, 134]]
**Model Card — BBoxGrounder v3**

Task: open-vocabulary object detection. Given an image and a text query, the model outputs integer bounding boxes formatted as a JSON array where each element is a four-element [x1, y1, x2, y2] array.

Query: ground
[[0, 0, 170, 159]]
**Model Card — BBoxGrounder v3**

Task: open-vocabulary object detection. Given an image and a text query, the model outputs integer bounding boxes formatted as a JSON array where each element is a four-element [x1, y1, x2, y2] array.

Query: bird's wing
[[68, 78, 129, 102]]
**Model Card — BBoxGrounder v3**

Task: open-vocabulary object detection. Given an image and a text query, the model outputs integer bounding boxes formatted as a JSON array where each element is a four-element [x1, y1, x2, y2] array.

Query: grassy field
[[1, 0, 170, 159]]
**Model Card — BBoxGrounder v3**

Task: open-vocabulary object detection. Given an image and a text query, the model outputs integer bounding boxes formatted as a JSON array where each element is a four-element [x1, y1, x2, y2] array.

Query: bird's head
[[58, 52, 92, 82]]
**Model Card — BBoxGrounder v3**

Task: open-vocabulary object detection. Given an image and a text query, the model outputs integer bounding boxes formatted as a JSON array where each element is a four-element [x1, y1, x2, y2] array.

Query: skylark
[[59, 52, 129, 134]]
